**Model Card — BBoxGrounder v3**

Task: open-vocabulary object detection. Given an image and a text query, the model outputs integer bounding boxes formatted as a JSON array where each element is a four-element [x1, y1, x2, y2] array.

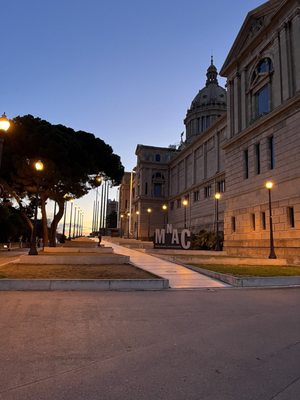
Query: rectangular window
[[251, 213, 256, 231], [255, 143, 260, 174], [261, 212, 266, 230], [231, 216, 236, 233], [177, 199, 181, 208], [217, 180, 225, 193], [204, 185, 211, 198], [170, 201, 174, 211], [145, 182, 148, 195], [288, 207, 295, 228], [244, 149, 249, 179], [256, 84, 269, 116], [268, 136, 275, 170], [193, 190, 199, 202]]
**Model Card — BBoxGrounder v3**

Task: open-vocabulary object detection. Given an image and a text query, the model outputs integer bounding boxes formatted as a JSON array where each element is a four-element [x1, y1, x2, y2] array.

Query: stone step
[[43, 247, 114, 254]]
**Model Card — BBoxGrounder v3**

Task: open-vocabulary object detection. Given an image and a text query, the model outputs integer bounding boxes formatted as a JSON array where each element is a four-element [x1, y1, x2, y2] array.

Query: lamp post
[[214, 192, 221, 251], [147, 208, 152, 240], [182, 199, 188, 229], [135, 211, 140, 240], [127, 212, 130, 238], [162, 204, 168, 228], [28, 160, 44, 255], [0, 113, 10, 169], [68, 200, 74, 240], [120, 214, 124, 237], [76, 208, 81, 237], [266, 181, 277, 259]]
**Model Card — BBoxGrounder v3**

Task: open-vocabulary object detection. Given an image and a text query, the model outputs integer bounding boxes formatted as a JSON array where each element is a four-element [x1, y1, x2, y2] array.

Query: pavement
[[103, 239, 229, 289], [0, 289, 299, 400]]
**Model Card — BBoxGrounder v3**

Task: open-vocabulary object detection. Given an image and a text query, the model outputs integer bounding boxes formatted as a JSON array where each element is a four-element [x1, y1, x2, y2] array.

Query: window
[[268, 136, 275, 170], [244, 149, 249, 179], [193, 190, 199, 202], [204, 185, 211, 198], [145, 182, 148, 195], [255, 143, 260, 174], [261, 212, 266, 230], [177, 199, 181, 208], [170, 201, 174, 211], [155, 154, 161, 162], [256, 85, 269, 116], [288, 207, 295, 228], [154, 183, 162, 197], [231, 216, 236, 233], [251, 58, 273, 120], [217, 180, 225, 193], [251, 213, 256, 231]]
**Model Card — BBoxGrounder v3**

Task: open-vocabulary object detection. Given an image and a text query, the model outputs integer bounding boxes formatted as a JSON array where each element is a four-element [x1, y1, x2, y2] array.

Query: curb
[[181, 263, 300, 287], [0, 278, 169, 291]]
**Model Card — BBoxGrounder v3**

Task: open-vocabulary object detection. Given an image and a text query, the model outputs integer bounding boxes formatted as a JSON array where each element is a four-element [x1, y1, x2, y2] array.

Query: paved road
[[0, 289, 299, 400]]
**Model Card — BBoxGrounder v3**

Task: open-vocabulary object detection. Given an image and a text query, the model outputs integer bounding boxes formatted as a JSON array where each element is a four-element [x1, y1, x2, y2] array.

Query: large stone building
[[119, 0, 300, 261]]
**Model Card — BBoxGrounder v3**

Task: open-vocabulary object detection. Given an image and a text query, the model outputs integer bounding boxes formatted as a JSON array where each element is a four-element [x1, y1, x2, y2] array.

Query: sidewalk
[[103, 240, 229, 289]]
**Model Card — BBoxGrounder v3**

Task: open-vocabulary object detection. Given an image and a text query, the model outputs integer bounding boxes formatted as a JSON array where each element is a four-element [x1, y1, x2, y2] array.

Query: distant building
[[119, 0, 300, 261]]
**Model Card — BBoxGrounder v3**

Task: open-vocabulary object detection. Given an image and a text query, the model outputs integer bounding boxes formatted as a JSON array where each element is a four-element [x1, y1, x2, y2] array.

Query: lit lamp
[[265, 181, 276, 259], [136, 211, 140, 240], [182, 199, 188, 229], [214, 192, 221, 251], [147, 208, 152, 240], [0, 113, 11, 169], [28, 160, 44, 255], [120, 214, 124, 238], [162, 204, 168, 228]]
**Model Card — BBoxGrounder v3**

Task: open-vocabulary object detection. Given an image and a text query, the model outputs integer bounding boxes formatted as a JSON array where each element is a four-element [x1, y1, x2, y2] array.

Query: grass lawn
[[188, 264, 300, 277], [0, 263, 159, 280]]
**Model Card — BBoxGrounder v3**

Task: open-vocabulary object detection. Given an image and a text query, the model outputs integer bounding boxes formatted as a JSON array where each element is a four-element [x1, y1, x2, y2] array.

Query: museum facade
[[119, 0, 300, 261]]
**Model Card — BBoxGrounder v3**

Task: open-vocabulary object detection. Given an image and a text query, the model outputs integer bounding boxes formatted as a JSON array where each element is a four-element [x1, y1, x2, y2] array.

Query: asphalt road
[[0, 289, 299, 400]]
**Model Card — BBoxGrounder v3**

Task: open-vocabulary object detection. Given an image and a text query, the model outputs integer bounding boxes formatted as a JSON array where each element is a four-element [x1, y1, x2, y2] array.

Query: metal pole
[[100, 182, 105, 230], [68, 202, 73, 240], [268, 189, 277, 259], [62, 201, 67, 242], [76, 210, 80, 237], [215, 197, 221, 251], [72, 206, 77, 238], [148, 213, 150, 240], [95, 187, 99, 233]]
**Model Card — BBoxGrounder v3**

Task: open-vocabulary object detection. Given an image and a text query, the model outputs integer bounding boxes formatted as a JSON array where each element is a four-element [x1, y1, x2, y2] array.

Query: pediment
[[220, 0, 285, 76]]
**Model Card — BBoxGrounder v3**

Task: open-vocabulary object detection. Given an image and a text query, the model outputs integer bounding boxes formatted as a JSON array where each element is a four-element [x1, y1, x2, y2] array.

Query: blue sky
[[2, 0, 264, 233]]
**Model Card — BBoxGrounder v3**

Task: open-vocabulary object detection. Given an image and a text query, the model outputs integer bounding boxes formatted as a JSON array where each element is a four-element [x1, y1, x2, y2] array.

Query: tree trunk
[[49, 199, 64, 247], [40, 193, 49, 248]]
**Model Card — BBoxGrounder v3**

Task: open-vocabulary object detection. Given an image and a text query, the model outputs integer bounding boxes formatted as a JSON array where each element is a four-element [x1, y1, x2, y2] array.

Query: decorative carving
[[249, 16, 265, 38]]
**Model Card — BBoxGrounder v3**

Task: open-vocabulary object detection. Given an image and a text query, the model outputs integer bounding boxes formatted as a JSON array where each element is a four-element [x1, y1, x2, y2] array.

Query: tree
[[0, 115, 124, 246]]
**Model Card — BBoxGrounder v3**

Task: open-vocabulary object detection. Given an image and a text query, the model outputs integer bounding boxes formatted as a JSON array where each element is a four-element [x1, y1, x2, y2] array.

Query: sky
[[2, 0, 265, 234]]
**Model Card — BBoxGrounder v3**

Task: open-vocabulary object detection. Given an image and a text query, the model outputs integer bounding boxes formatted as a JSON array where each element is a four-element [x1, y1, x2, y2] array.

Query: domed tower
[[184, 58, 227, 143]]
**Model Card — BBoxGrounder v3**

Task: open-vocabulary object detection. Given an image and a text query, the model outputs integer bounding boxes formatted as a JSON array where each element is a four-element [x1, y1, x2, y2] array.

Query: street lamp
[[127, 212, 130, 238], [73, 205, 77, 238], [147, 208, 152, 240], [265, 181, 276, 259], [162, 204, 168, 228], [28, 160, 44, 255], [182, 199, 188, 229], [0, 113, 11, 168], [214, 192, 221, 251], [120, 214, 124, 237], [135, 211, 140, 240]]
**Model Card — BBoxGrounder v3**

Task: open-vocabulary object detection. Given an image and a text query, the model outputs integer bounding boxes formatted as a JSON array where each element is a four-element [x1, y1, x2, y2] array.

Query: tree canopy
[[0, 115, 124, 245]]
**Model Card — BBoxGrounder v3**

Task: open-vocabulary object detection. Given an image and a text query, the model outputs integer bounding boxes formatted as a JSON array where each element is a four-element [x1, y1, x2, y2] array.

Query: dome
[[190, 58, 226, 109]]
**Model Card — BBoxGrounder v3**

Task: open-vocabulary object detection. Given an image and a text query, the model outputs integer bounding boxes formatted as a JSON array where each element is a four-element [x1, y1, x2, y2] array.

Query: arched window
[[155, 154, 161, 162], [250, 58, 273, 119]]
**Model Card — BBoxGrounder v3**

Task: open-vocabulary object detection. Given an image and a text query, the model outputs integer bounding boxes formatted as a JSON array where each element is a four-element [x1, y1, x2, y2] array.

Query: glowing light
[[0, 113, 10, 131], [162, 204, 167, 210], [214, 192, 221, 200], [182, 199, 188, 206], [265, 181, 273, 189], [147, 208, 152, 213], [34, 160, 44, 171]]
